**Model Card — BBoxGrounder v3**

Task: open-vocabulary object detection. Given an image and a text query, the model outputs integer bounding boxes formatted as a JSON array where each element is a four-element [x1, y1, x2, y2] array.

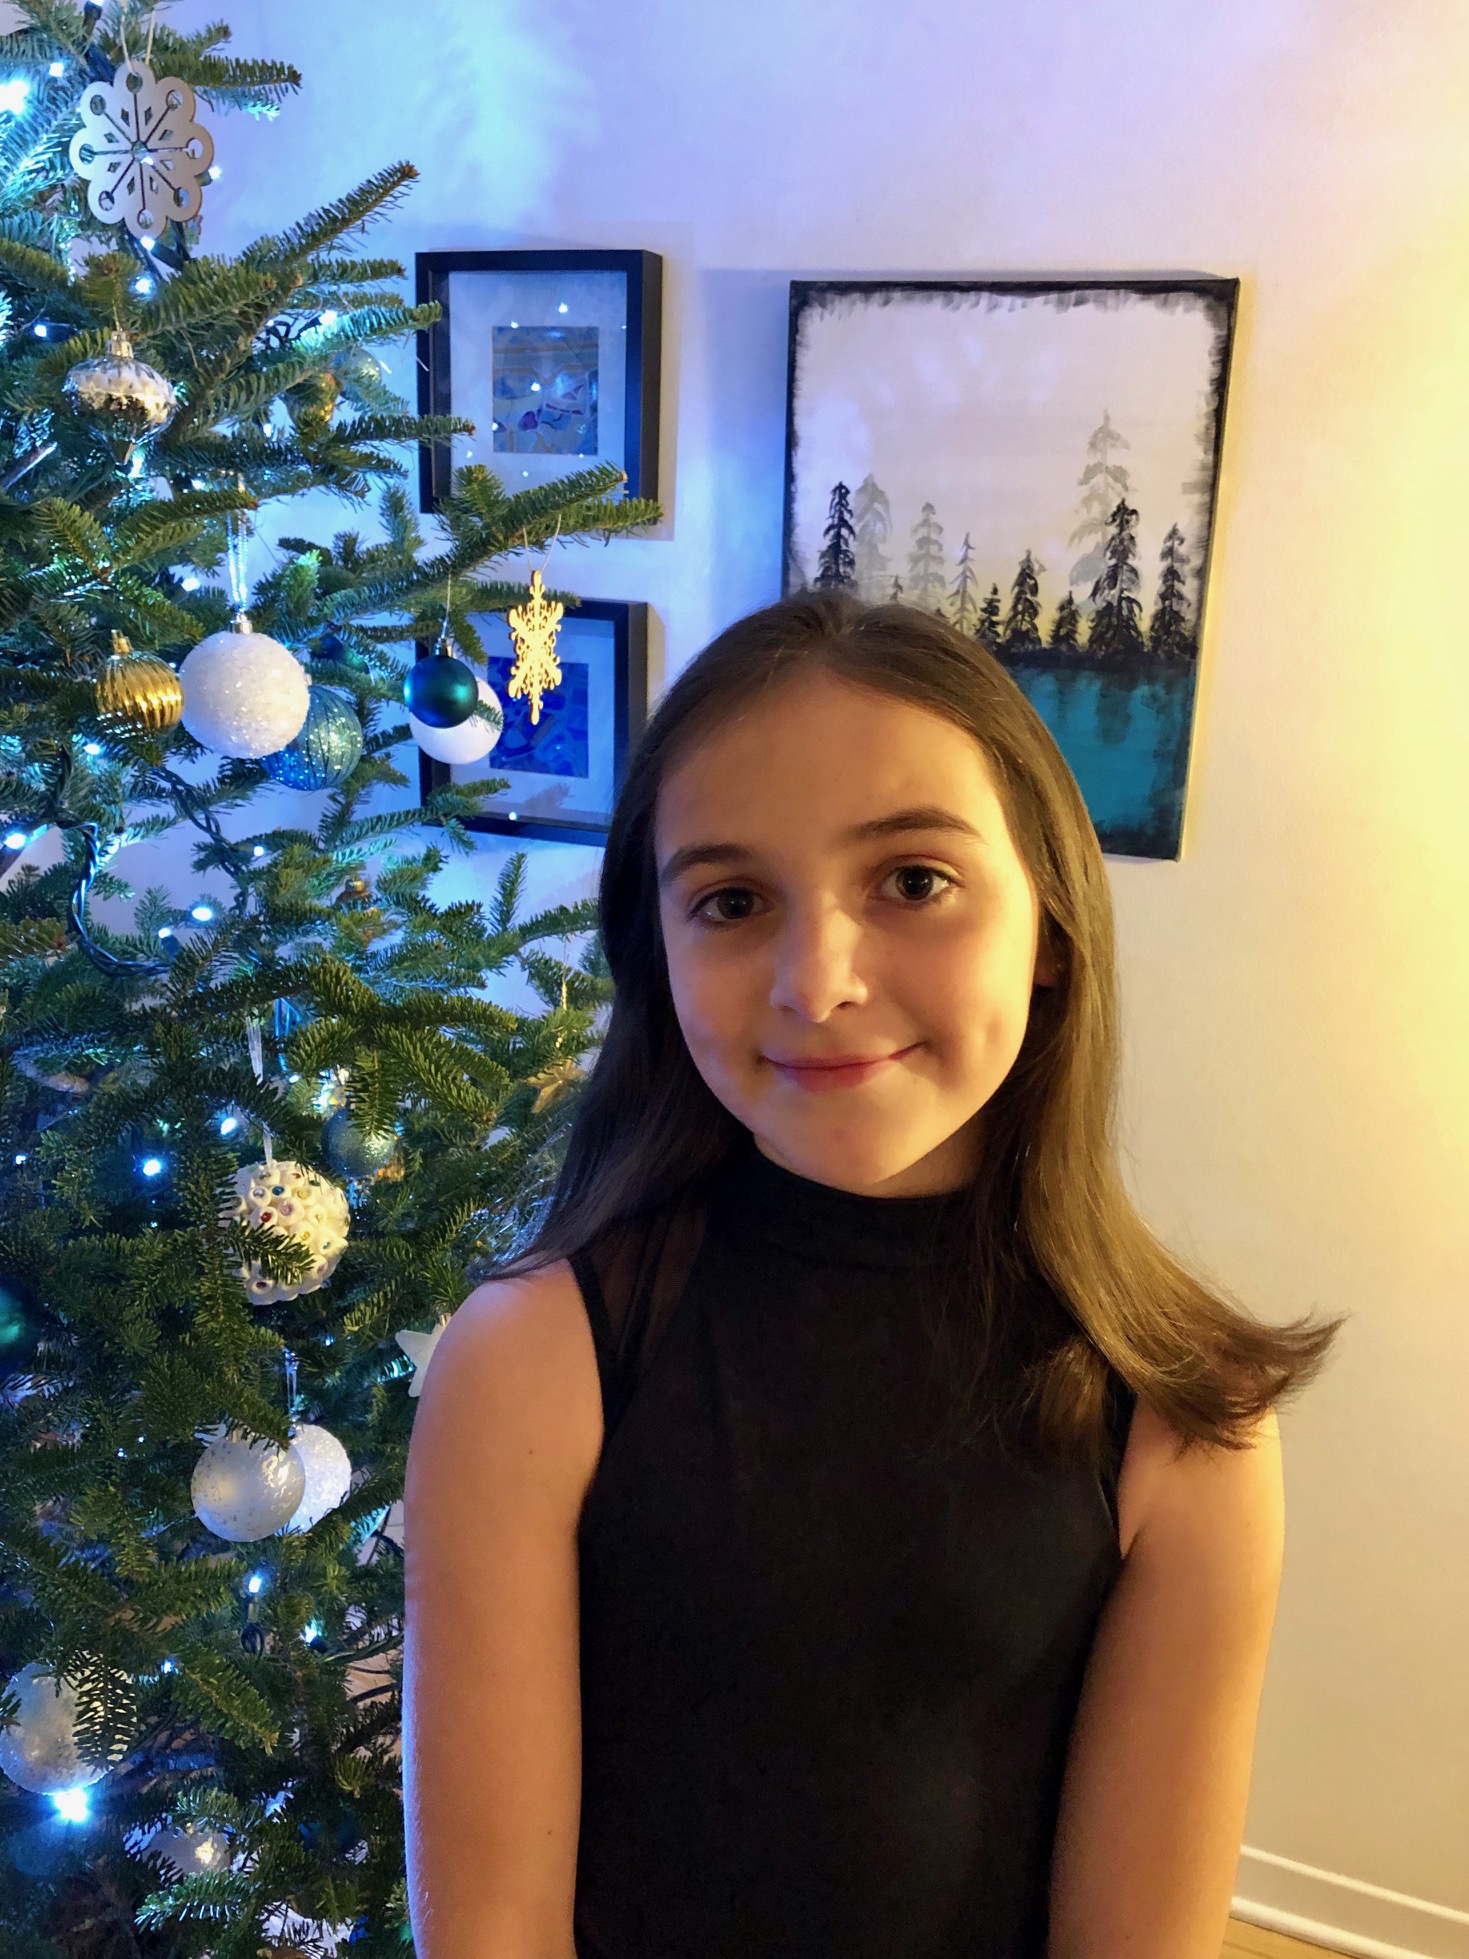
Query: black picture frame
[[417, 598, 649, 845], [415, 249, 663, 513]]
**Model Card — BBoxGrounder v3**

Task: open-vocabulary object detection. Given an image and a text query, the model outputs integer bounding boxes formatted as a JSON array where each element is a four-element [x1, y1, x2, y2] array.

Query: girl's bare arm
[[1048, 1401, 1285, 1958], [403, 1264, 604, 1959]]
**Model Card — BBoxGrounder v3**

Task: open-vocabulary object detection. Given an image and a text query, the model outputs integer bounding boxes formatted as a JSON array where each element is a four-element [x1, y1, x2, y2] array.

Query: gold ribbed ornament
[[94, 630, 184, 735]]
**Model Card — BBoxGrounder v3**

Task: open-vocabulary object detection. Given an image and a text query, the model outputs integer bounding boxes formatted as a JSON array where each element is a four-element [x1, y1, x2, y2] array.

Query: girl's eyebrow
[[657, 808, 985, 889]]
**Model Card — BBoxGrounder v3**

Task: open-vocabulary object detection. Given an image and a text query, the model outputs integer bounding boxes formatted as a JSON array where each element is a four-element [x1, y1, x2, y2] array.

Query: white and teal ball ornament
[[190, 1428, 306, 1542], [179, 625, 310, 759], [410, 678, 503, 765], [0, 1664, 107, 1795], [260, 687, 363, 790], [286, 1423, 353, 1533], [323, 1108, 399, 1180]]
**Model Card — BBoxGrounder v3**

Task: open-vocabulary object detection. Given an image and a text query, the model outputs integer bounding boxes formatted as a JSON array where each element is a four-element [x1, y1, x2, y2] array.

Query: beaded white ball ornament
[[223, 1158, 350, 1304], [285, 1422, 353, 1533]]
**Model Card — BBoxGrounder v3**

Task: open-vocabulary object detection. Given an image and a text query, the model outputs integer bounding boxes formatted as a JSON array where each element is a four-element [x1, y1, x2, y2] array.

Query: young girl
[[403, 594, 1336, 1959]]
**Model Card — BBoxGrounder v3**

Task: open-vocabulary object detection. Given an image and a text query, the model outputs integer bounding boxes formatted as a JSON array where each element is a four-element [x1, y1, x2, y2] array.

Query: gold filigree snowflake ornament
[[506, 569, 564, 725], [69, 58, 214, 241]]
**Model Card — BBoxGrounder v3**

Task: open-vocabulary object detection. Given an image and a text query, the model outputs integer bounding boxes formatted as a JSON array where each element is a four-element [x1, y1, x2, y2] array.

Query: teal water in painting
[[1004, 661, 1197, 860]]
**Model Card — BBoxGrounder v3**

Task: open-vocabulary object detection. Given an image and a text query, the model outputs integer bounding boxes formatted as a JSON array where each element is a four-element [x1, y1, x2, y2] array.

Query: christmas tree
[[0, 3, 657, 1952]]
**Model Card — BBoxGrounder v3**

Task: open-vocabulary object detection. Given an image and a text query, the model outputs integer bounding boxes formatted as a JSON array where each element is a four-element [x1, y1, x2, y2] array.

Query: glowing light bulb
[[139, 234, 157, 249], [558, 302, 568, 313], [190, 903, 214, 922], [157, 925, 173, 939], [246, 1571, 266, 1596], [181, 575, 200, 591], [301, 1620, 323, 1645], [208, 164, 221, 179], [50, 1787, 91, 1823], [140, 1156, 164, 1178], [133, 275, 154, 296], [530, 381, 541, 392], [252, 845, 266, 858], [0, 79, 33, 114], [4, 829, 27, 850], [219, 1114, 239, 1136], [82, 740, 103, 756], [13, 1152, 28, 1164], [32, 322, 47, 338], [320, 309, 338, 326], [48, 60, 65, 77], [159, 1657, 177, 1674]]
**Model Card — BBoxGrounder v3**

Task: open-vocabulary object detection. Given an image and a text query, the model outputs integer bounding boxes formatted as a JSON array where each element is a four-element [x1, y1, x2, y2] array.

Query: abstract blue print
[[485, 658, 589, 779]]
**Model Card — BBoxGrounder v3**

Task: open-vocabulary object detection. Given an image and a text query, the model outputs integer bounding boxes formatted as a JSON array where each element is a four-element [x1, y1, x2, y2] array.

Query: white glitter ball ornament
[[179, 627, 310, 759], [0, 1664, 107, 1796], [410, 678, 503, 765], [223, 1159, 350, 1303], [285, 1423, 352, 1533], [190, 1428, 306, 1541]]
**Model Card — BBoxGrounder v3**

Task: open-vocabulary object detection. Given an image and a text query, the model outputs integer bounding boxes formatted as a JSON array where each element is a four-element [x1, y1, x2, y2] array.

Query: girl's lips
[[764, 1043, 920, 1091]]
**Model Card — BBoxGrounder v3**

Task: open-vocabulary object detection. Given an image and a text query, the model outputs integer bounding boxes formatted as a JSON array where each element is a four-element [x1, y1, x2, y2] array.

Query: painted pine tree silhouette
[[1087, 499, 1146, 659], [1050, 590, 1082, 652], [852, 474, 894, 600], [1149, 523, 1195, 660], [977, 583, 1003, 652], [815, 481, 859, 590], [907, 502, 947, 612], [948, 532, 981, 633], [1003, 550, 1044, 655], [1069, 410, 1132, 604], [889, 575, 905, 602]]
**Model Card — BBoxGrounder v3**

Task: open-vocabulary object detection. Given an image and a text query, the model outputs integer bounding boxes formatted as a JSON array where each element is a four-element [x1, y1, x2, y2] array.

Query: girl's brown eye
[[885, 865, 950, 903], [698, 887, 759, 923]]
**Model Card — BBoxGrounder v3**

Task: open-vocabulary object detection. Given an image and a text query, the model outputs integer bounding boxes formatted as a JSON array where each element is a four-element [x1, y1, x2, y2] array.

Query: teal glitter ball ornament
[[323, 1108, 399, 1180], [0, 1278, 43, 1377], [260, 688, 363, 790], [403, 628, 479, 730]]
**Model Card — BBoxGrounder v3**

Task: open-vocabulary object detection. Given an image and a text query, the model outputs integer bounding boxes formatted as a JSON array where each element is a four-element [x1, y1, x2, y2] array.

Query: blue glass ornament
[[259, 688, 363, 790], [403, 629, 479, 729], [0, 1277, 42, 1376]]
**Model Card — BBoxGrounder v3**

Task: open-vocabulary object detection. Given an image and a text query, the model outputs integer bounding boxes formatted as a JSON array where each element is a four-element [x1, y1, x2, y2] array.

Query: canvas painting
[[784, 279, 1237, 859]]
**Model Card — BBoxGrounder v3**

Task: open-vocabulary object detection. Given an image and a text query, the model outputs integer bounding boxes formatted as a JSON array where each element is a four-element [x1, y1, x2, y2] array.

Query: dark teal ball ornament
[[0, 1277, 44, 1377], [260, 688, 363, 790], [403, 633, 479, 730], [323, 1108, 398, 1180]]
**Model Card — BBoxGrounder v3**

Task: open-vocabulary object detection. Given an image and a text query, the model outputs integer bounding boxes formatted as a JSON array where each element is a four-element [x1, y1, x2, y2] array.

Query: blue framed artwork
[[415, 250, 663, 513], [417, 599, 649, 844], [783, 278, 1238, 861]]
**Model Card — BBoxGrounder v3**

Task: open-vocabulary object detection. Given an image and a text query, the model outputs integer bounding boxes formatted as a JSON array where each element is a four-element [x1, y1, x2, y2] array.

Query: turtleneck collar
[[711, 1131, 971, 1271]]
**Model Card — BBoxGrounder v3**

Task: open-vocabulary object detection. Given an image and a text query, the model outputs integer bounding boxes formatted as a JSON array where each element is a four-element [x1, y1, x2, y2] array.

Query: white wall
[[111, 0, 1469, 1943]]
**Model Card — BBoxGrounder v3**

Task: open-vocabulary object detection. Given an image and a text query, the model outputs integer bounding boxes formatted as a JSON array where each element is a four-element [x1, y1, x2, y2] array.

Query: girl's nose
[[767, 901, 869, 1022]]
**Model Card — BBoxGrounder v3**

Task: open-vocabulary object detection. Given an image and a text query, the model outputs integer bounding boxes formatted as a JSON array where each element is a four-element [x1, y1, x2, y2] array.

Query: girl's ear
[[1033, 921, 1063, 989]]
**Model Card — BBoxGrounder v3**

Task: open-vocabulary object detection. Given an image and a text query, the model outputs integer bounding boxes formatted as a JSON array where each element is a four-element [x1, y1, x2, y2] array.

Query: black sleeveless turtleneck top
[[569, 1138, 1128, 1959]]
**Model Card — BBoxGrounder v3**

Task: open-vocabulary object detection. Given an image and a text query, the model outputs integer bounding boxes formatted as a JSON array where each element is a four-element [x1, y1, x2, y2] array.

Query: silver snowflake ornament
[[69, 58, 214, 241]]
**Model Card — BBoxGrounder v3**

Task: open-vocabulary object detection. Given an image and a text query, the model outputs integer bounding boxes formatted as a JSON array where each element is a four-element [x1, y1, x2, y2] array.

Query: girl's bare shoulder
[[410, 1261, 604, 1511], [1116, 1397, 1282, 1566]]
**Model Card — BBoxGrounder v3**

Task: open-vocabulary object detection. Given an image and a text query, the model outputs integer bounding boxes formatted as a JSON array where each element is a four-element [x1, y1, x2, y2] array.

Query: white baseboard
[[1234, 1845, 1469, 1959]]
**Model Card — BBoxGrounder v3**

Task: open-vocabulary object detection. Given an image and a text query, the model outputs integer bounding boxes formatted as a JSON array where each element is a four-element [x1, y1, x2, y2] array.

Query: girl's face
[[655, 669, 1056, 1197]]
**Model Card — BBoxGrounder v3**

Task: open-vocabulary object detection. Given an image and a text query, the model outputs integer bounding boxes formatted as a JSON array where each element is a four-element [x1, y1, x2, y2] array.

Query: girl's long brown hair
[[526, 592, 1337, 1461]]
